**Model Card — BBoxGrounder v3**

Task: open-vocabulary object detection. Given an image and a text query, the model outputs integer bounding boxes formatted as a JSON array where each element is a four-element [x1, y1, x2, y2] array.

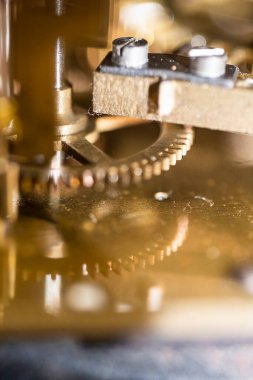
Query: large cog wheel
[[19, 119, 194, 196]]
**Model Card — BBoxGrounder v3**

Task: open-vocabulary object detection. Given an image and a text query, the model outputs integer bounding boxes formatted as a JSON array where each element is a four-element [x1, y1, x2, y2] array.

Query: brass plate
[[1, 127, 253, 339]]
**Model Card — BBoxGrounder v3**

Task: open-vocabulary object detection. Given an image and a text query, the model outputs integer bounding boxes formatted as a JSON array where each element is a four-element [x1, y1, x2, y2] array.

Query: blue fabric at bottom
[[0, 337, 253, 380]]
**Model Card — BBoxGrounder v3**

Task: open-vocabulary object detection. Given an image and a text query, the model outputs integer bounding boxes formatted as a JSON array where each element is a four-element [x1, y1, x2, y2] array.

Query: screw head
[[112, 37, 148, 68], [188, 46, 227, 78]]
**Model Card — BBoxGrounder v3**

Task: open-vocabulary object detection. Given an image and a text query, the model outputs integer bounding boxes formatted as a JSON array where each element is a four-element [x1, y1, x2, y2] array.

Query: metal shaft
[[54, 0, 66, 16], [55, 37, 65, 90], [54, 0, 66, 90], [13, 0, 56, 160], [0, 0, 12, 97]]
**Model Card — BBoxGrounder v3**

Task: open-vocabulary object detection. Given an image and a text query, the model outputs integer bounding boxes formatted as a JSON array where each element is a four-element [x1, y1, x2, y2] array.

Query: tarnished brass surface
[[1, 127, 253, 339]]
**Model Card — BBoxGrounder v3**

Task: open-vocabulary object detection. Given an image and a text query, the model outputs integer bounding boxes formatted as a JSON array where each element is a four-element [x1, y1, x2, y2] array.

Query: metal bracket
[[93, 44, 253, 135], [98, 52, 239, 89]]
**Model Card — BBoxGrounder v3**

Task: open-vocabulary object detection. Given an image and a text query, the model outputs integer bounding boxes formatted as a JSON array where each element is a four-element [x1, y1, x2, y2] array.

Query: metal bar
[[62, 137, 110, 165], [0, 0, 12, 96], [55, 36, 65, 90], [93, 71, 253, 135], [54, 0, 66, 16]]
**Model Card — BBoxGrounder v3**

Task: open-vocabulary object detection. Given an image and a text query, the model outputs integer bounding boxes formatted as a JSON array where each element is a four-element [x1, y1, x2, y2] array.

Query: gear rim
[[19, 122, 194, 196]]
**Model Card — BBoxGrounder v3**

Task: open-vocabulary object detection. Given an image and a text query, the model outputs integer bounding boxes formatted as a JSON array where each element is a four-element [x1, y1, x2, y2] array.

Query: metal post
[[55, 36, 65, 90], [0, 0, 12, 97]]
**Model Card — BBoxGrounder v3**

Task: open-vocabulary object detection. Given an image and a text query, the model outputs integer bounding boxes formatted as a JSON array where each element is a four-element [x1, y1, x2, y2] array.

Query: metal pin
[[188, 46, 227, 78], [112, 37, 148, 68]]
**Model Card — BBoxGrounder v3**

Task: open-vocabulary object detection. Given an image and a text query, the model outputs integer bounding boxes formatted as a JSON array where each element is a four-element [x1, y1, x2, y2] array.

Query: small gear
[[19, 120, 194, 196]]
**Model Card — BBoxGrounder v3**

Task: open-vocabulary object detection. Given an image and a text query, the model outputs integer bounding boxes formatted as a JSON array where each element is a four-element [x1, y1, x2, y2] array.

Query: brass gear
[[19, 120, 194, 196], [88, 215, 189, 277], [14, 214, 188, 280]]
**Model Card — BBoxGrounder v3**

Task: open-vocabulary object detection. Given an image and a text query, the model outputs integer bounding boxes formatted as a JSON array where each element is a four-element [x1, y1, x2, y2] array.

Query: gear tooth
[[169, 147, 182, 161], [134, 253, 147, 270], [143, 162, 153, 180], [176, 139, 190, 153], [140, 159, 150, 180], [164, 149, 177, 166], [89, 262, 100, 278], [186, 140, 192, 151], [153, 160, 162, 176], [69, 174, 81, 189], [186, 138, 193, 149], [154, 249, 165, 261], [141, 158, 149, 166], [158, 151, 170, 172], [107, 166, 119, 185], [83, 169, 95, 188], [149, 155, 162, 176], [169, 154, 177, 166], [95, 263, 100, 274], [181, 125, 192, 133], [100, 262, 112, 277], [161, 156, 170, 171], [94, 168, 106, 191], [130, 162, 143, 184], [112, 259, 123, 275], [175, 143, 187, 156], [118, 164, 131, 187], [124, 258, 135, 272], [179, 131, 192, 139], [187, 132, 194, 148], [95, 167, 106, 182]]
